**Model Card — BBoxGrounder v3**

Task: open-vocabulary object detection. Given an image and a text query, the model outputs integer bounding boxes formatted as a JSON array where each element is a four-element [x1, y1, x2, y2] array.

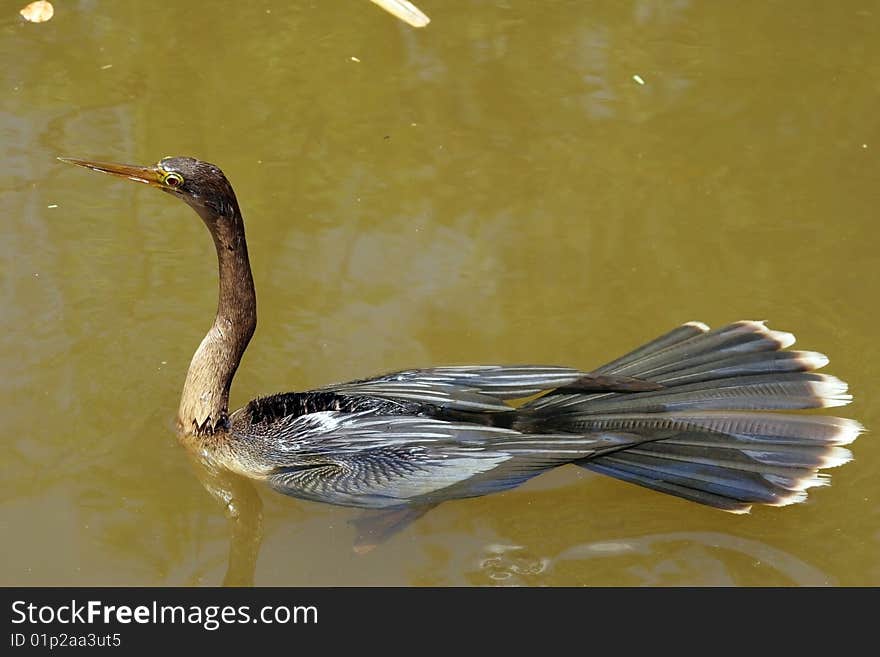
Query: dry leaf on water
[[20, 1, 54, 23], [370, 0, 430, 28]]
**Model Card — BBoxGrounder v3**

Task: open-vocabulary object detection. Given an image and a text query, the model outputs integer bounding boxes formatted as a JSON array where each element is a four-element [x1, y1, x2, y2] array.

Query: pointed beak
[[58, 157, 164, 187]]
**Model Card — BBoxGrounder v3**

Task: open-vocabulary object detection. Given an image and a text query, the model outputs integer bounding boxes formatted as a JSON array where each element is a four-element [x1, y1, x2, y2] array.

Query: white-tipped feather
[[829, 418, 865, 446], [684, 321, 711, 332], [798, 473, 832, 490], [766, 329, 796, 349], [810, 375, 853, 407], [763, 472, 831, 492], [768, 489, 809, 507], [819, 446, 854, 468], [726, 505, 753, 515], [736, 320, 796, 348], [796, 351, 830, 370]]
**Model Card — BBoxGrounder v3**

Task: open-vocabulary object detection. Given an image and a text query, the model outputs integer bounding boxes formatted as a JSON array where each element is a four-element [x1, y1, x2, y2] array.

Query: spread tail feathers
[[521, 321, 864, 513]]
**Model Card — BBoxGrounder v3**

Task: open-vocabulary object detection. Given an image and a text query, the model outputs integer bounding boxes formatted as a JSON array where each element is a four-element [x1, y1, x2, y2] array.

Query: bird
[[59, 155, 863, 538]]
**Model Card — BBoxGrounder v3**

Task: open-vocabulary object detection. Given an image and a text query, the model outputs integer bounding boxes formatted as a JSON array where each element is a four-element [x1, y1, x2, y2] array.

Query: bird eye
[[163, 172, 184, 188]]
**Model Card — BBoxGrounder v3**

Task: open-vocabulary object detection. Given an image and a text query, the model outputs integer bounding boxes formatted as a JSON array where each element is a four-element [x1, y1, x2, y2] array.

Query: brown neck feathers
[[178, 210, 256, 436]]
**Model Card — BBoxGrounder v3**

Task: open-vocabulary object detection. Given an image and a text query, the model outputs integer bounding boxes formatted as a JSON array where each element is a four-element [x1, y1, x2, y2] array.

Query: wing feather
[[323, 365, 658, 412], [261, 412, 614, 508]]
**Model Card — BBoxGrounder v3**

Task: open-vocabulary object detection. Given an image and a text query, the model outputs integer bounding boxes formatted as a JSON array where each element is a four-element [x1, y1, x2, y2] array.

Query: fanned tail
[[521, 321, 864, 513]]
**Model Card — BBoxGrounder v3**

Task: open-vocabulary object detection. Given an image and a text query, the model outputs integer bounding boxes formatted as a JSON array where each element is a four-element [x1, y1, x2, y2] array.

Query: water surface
[[2, 1, 878, 585]]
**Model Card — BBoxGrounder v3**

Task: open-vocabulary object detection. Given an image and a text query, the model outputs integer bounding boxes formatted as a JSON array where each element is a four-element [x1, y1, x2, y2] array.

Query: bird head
[[58, 156, 241, 223]]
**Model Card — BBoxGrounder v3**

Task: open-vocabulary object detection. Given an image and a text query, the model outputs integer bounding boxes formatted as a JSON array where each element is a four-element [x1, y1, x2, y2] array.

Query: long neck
[[178, 209, 256, 436]]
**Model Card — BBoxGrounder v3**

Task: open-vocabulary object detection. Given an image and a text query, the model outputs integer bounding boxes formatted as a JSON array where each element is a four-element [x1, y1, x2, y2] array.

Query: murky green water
[[2, 1, 878, 586]]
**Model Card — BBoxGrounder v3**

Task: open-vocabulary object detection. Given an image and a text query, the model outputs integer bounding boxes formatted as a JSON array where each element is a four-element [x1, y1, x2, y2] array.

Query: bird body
[[60, 156, 863, 519]]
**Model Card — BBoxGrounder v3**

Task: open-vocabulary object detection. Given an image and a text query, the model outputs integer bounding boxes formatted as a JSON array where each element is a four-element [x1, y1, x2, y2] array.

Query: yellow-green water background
[[2, 1, 878, 585]]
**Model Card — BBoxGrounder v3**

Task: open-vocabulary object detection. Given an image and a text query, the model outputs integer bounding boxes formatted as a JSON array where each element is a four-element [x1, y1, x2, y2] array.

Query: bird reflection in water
[[186, 456, 262, 586]]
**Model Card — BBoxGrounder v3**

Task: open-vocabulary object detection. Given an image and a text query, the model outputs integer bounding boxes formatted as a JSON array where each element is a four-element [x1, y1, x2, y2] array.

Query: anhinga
[[60, 155, 862, 522]]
